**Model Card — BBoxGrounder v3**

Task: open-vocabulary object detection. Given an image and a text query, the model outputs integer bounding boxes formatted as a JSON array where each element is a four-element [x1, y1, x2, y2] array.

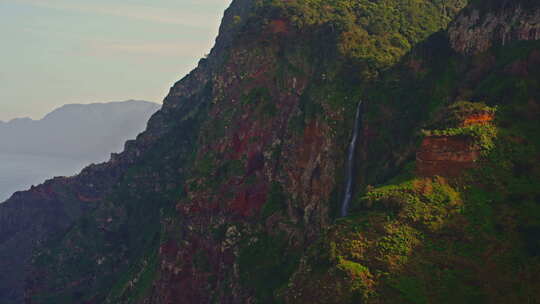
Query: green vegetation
[[389, 276, 427, 304], [423, 124, 498, 151], [238, 233, 301, 303], [363, 177, 463, 231], [427, 101, 497, 128], [284, 12, 540, 304], [241, 87, 271, 106], [258, 0, 466, 69], [26, 1, 540, 303], [261, 182, 287, 218]]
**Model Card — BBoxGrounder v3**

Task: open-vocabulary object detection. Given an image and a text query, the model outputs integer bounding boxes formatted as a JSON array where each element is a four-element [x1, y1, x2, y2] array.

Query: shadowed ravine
[[341, 100, 363, 217]]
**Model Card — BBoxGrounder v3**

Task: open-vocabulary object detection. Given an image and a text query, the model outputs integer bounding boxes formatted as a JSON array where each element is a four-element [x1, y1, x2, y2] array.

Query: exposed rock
[[417, 109, 494, 177], [462, 112, 494, 126], [416, 135, 481, 177], [449, 3, 540, 55]]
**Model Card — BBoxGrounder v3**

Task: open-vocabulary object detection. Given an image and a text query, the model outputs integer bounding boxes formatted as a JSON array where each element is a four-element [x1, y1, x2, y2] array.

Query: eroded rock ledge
[[416, 105, 495, 177]]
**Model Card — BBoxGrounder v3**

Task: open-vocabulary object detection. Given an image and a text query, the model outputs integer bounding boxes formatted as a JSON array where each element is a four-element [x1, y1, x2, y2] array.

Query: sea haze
[[0, 153, 90, 202], [0, 100, 160, 202]]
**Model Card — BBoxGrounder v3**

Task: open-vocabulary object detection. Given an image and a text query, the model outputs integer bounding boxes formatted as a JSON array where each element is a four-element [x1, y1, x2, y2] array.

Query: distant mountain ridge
[[0, 100, 160, 203], [0, 100, 160, 160]]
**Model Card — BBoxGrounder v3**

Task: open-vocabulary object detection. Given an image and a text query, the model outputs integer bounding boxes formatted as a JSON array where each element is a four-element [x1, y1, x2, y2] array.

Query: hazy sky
[[0, 0, 231, 121]]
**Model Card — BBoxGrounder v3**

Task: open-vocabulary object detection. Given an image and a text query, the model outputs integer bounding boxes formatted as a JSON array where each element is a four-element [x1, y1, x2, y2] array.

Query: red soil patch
[[269, 19, 288, 34], [247, 151, 265, 175], [229, 182, 268, 217], [505, 49, 540, 77], [407, 58, 425, 74], [299, 120, 324, 164], [463, 112, 494, 126], [77, 194, 100, 203], [160, 240, 179, 260]]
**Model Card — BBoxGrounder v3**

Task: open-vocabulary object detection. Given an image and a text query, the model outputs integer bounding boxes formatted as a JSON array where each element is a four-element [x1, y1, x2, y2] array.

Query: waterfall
[[340, 101, 363, 217]]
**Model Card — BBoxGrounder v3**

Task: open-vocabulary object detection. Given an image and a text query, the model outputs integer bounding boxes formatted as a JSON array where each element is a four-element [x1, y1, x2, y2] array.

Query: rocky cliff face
[[449, 0, 540, 54], [417, 104, 496, 177], [0, 161, 125, 303], [280, 2, 540, 302], [417, 136, 481, 177], [2, 0, 540, 303], [1, 1, 257, 302]]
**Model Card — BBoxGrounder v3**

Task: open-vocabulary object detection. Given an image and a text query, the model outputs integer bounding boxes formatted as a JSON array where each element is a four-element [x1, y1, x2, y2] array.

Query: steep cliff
[[1, 0, 540, 303], [449, 0, 540, 54], [283, 1, 540, 302]]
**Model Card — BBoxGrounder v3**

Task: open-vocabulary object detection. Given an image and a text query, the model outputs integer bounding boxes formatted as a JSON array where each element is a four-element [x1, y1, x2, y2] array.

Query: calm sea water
[[0, 154, 95, 203]]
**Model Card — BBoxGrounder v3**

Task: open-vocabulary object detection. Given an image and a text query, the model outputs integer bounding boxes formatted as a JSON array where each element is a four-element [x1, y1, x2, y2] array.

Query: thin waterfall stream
[[340, 100, 363, 217]]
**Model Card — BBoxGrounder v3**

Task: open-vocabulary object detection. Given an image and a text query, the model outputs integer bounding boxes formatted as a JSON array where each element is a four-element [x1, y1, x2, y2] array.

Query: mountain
[[0, 100, 160, 159], [1, 0, 540, 303], [0, 100, 160, 203]]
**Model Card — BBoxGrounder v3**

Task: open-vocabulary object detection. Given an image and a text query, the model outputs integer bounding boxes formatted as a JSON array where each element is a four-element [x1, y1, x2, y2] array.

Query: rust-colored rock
[[463, 112, 494, 126], [269, 19, 288, 34], [417, 103, 496, 177], [416, 136, 480, 177]]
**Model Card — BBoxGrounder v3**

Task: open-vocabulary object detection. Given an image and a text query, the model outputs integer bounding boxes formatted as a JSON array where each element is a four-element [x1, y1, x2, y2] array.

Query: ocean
[[0, 153, 95, 203]]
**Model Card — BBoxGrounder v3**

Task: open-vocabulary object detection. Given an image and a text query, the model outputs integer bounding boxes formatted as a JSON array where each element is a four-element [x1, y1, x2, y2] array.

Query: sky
[[0, 0, 231, 121]]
